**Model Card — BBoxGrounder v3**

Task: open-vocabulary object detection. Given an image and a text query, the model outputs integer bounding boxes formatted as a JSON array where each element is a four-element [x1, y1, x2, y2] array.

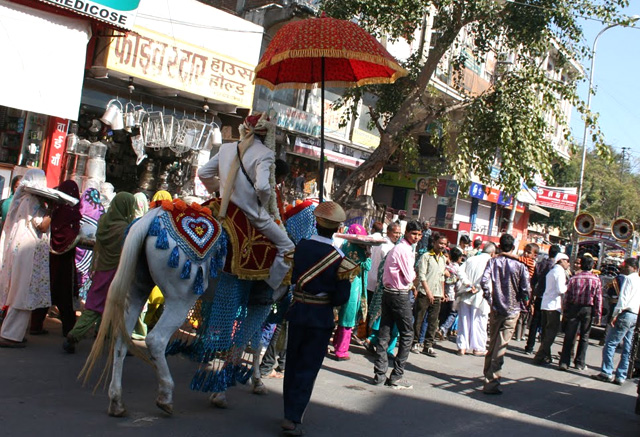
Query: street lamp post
[[571, 16, 639, 259]]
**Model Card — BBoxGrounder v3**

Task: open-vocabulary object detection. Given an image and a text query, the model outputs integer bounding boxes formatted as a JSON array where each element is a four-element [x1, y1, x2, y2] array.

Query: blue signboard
[[469, 182, 485, 200], [497, 191, 512, 207]]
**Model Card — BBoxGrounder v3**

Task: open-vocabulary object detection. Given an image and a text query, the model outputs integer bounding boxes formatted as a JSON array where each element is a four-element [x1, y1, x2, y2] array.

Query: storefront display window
[[0, 106, 48, 167], [332, 166, 351, 198], [284, 156, 318, 201]]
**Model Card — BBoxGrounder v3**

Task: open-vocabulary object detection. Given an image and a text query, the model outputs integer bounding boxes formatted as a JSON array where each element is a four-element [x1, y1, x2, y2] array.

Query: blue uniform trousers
[[283, 322, 333, 424]]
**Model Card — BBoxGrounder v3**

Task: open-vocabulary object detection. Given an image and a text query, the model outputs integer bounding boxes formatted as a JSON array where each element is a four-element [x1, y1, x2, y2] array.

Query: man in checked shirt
[[558, 254, 602, 371]]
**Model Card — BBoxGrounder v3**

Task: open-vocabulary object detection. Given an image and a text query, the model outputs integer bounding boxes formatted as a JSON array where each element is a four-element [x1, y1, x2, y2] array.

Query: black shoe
[[63, 336, 76, 354], [591, 373, 613, 383], [373, 375, 386, 386], [533, 357, 552, 366], [523, 349, 533, 355], [364, 340, 377, 355], [483, 387, 503, 395], [422, 347, 437, 357], [385, 378, 413, 390]]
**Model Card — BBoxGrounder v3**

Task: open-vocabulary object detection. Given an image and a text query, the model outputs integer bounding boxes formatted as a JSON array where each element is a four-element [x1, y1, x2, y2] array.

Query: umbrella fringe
[[254, 76, 405, 91], [256, 49, 408, 76]]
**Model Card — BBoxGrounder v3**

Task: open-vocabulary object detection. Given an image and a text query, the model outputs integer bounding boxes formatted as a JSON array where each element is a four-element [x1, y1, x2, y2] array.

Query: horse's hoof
[[156, 400, 173, 415], [253, 382, 268, 395], [209, 393, 228, 409], [108, 401, 127, 417]]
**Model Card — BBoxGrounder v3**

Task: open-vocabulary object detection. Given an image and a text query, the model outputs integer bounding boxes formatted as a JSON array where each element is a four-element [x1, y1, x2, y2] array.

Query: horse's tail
[[79, 209, 159, 389]]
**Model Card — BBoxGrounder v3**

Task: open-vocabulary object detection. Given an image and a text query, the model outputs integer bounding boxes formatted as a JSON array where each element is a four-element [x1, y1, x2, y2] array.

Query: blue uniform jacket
[[286, 237, 352, 329]]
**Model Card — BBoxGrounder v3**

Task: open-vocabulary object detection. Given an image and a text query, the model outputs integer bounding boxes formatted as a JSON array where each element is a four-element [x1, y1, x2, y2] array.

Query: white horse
[[80, 199, 313, 416], [80, 203, 279, 416]]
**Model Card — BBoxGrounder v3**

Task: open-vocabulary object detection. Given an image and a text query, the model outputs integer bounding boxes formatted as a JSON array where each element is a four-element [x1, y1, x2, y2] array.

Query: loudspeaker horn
[[574, 212, 595, 236], [611, 218, 634, 242]]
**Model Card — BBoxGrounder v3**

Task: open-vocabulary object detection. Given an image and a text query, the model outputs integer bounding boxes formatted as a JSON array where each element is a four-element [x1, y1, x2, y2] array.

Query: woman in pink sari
[[75, 188, 105, 299]]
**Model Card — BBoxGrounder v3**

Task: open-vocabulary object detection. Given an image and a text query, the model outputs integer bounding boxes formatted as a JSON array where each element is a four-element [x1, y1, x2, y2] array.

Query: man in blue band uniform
[[281, 201, 358, 436]]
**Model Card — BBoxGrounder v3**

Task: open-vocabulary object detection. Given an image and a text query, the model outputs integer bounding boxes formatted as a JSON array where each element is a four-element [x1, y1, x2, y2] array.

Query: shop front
[[66, 0, 263, 199], [0, 0, 142, 191], [267, 101, 372, 201]]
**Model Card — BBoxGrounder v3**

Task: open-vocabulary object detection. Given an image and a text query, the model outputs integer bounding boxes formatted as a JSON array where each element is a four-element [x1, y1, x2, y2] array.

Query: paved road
[[1, 317, 638, 436]]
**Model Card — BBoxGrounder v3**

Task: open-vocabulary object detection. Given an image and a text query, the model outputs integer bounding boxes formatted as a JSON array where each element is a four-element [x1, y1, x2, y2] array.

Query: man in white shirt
[[456, 242, 496, 356], [593, 257, 640, 385], [367, 223, 401, 294], [533, 253, 570, 365]]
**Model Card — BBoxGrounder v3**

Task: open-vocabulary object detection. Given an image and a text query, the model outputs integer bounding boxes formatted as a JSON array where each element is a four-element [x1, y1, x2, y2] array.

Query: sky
[[569, 3, 640, 166]]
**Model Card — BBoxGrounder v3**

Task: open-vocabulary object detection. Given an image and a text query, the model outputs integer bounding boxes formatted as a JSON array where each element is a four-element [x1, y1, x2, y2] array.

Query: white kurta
[[456, 253, 492, 352], [367, 234, 394, 291], [198, 138, 294, 289]]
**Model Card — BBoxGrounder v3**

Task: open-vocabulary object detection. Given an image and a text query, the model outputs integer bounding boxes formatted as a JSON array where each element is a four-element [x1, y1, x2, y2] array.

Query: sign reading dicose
[[104, 26, 256, 109], [37, 0, 140, 30]]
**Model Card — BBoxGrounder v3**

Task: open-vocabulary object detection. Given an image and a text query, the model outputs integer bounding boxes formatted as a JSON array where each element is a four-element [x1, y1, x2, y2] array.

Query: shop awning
[[291, 138, 365, 169], [0, 1, 90, 120], [529, 204, 550, 217]]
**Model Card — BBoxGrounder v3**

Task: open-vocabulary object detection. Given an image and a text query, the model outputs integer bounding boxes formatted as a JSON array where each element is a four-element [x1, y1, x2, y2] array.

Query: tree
[[534, 146, 640, 235], [323, 0, 630, 205]]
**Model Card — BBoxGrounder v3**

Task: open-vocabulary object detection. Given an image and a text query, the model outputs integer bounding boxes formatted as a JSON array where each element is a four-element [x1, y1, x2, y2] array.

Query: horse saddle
[[202, 198, 278, 281]]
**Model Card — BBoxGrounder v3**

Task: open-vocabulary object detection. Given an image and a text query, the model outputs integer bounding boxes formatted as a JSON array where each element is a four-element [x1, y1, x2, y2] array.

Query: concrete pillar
[[324, 162, 335, 198]]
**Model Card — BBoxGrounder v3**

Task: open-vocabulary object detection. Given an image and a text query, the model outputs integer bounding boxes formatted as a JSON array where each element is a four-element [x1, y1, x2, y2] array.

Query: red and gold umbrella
[[254, 15, 407, 201]]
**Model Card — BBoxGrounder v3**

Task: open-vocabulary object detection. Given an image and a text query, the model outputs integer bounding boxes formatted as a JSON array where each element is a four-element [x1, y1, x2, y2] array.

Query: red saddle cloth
[[202, 199, 277, 281]]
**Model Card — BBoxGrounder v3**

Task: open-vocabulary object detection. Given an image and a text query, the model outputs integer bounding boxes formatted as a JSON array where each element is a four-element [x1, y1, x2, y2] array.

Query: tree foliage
[[321, 0, 630, 204]]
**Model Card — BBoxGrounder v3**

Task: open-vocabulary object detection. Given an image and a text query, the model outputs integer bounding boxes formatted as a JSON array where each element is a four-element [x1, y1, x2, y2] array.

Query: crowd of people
[[1, 113, 638, 436], [0, 170, 170, 350], [309, 220, 638, 394], [258, 215, 639, 434]]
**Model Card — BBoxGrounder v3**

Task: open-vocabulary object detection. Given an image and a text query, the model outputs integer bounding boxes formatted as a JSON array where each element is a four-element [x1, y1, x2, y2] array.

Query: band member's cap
[[313, 201, 346, 229]]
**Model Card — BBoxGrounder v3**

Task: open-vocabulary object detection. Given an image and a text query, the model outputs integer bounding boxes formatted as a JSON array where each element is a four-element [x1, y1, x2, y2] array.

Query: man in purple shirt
[[558, 254, 602, 371], [480, 233, 530, 394], [373, 220, 422, 390]]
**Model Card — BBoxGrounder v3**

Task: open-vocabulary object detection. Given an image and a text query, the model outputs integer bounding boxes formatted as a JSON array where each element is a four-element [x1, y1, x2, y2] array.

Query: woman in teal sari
[[332, 224, 371, 360]]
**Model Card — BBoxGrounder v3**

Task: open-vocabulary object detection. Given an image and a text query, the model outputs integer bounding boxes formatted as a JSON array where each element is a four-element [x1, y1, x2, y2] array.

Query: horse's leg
[[146, 293, 199, 415], [108, 335, 128, 417], [209, 391, 228, 408], [252, 349, 268, 395], [108, 293, 147, 417]]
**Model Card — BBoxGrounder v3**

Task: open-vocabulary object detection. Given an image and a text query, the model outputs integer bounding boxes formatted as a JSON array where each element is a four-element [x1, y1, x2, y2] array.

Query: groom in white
[[198, 113, 294, 290]]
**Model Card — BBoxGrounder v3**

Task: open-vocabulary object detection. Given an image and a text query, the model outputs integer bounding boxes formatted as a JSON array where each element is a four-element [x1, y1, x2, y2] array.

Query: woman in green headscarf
[[64, 192, 136, 353]]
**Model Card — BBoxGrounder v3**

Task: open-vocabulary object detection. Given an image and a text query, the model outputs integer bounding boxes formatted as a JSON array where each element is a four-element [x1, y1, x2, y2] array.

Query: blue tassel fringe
[[156, 228, 169, 249], [148, 216, 161, 236], [194, 266, 204, 295], [181, 259, 192, 279], [168, 246, 179, 268]]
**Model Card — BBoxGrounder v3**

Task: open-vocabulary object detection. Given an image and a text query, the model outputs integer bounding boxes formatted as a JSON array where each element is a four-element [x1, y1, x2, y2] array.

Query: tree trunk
[[332, 11, 468, 205]]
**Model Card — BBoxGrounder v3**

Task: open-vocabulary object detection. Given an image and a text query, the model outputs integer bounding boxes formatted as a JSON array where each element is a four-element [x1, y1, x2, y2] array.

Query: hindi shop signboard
[[103, 26, 256, 109], [38, 0, 140, 30], [44, 117, 68, 187], [535, 186, 577, 212]]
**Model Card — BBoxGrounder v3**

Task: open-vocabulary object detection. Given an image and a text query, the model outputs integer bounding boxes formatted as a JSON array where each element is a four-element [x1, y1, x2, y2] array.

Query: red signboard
[[44, 117, 68, 187], [536, 187, 577, 212]]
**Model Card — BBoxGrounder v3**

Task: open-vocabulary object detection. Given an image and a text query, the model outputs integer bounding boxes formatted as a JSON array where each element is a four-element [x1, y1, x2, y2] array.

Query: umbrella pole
[[319, 56, 325, 203]]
